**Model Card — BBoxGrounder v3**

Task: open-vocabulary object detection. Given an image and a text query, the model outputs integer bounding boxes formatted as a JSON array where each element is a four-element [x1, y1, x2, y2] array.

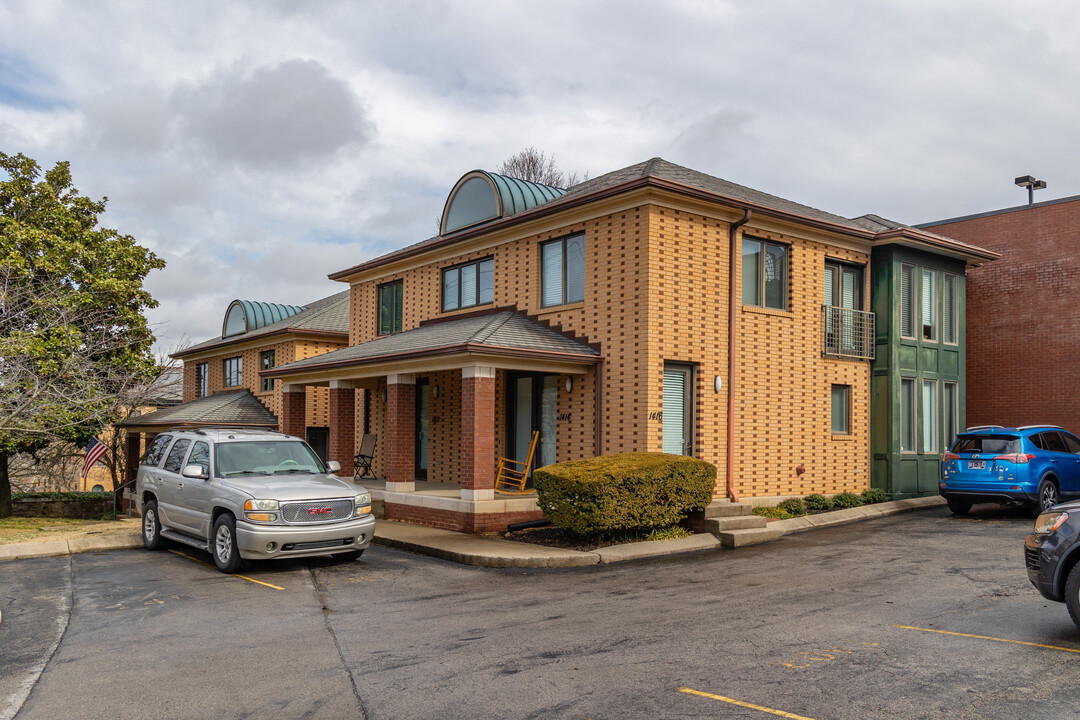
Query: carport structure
[[262, 310, 601, 532]]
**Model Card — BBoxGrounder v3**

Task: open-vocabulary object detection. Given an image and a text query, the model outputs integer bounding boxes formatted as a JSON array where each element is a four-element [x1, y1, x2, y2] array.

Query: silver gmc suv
[[135, 427, 375, 572]]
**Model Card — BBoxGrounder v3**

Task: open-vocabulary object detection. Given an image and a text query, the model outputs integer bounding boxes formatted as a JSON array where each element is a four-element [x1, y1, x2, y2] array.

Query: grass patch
[[0, 517, 111, 545]]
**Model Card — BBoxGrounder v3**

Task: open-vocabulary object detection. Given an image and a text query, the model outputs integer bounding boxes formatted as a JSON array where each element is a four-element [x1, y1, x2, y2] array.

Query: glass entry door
[[507, 372, 557, 480], [415, 378, 429, 479]]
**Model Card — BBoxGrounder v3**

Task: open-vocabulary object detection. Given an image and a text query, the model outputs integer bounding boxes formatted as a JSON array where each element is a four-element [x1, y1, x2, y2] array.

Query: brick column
[[460, 366, 496, 501], [328, 381, 356, 477], [280, 383, 307, 439], [385, 374, 416, 491]]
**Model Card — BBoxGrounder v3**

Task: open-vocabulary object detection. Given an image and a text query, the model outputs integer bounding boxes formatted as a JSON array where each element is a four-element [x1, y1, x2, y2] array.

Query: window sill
[[742, 305, 793, 319], [440, 302, 495, 317], [538, 301, 585, 315], [830, 434, 855, 441]]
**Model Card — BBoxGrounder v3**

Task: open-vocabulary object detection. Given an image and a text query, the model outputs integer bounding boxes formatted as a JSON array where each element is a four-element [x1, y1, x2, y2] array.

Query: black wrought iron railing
[[823, 305, 875, 360]]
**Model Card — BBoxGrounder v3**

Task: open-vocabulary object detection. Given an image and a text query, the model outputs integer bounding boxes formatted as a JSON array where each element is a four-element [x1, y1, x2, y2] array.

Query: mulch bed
[[498, 513, 707, 552]]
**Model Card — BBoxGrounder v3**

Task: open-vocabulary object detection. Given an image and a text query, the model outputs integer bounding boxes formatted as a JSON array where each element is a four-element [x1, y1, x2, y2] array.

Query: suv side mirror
[[182, 465, 209, 480], [326, 460, 341, 473]]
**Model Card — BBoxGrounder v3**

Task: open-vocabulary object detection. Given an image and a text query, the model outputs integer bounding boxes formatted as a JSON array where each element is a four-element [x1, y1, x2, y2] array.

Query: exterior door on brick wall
[[415, 379, 429, 479], [663, 364, 694, 455], [507, 372, 557, 482], [306, 427, 329, 464]]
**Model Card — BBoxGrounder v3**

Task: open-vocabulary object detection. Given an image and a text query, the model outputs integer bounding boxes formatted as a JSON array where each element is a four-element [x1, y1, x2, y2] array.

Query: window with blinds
[[541, 233, 585, 308], [900, 264, 915, 338], [900, 377, 916, 452], [943, 273, 958, 344], [922, 379, 938, 453], [921, 269, 937, 341]]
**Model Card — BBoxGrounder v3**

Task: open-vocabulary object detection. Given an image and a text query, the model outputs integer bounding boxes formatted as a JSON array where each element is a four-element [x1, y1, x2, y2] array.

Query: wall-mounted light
[[432, 385, 439, 399], [565, 377, 573, 393], [381, 388, 387, 403], [714, 375, 723, 393]]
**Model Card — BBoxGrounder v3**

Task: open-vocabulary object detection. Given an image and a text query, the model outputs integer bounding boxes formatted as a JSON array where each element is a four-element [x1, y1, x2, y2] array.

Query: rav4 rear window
[[951, 435, 1021, 454]]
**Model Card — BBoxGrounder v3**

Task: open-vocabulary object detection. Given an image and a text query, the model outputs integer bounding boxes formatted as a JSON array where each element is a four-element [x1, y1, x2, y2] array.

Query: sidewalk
[[0, 496, 946, 568]]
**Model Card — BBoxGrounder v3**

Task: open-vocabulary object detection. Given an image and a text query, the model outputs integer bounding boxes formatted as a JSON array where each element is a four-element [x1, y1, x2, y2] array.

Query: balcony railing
[[823, 305, 875, 360]]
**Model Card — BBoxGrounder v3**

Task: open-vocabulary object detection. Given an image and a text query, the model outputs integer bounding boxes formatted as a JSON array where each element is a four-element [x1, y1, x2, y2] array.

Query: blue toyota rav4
[[940, 425, 1080, 517]]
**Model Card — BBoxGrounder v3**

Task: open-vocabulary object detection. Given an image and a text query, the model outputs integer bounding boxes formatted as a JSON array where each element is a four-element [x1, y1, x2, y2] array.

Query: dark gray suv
[[136, 427, 375, 572], [1026, 499, 1080, 630]]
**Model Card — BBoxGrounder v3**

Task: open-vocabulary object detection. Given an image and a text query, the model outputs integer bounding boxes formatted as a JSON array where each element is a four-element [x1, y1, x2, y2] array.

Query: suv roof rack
[[964, 425, 1005, 432], [1017, 424, 1063, 431]]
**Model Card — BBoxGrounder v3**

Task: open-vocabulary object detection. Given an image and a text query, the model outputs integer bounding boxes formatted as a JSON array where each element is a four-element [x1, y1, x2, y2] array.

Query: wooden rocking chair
[[494, 431, 540, 495]]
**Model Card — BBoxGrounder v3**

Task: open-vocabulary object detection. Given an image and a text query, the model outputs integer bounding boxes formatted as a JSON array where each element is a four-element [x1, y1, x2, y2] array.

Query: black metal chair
[[353, 433, 377, 480]]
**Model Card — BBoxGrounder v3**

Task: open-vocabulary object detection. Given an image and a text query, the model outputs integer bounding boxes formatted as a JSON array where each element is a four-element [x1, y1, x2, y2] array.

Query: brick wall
[[922, 200, 1080, 432], [383, 503, 544, 533]]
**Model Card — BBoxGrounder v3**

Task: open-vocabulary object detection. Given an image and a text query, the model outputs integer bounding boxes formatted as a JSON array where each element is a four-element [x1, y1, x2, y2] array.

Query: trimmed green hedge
[[533, 452, 715, 536], [13, 492, 113, 502]]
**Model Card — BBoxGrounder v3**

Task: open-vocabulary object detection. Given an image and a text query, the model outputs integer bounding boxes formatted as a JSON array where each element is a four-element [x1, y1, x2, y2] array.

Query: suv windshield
[[951, 435, 1022, 455], [215, 441, 325, 477]]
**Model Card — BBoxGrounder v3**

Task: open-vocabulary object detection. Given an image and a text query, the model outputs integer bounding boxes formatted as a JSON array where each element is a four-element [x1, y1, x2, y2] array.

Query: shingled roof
[[173, 290, 349, 358], [330, 157, 996, 281], [117, 389, 277, 432], [267, 310, 600, 378]]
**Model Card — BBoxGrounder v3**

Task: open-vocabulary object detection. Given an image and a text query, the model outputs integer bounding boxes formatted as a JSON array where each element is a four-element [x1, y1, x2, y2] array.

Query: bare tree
[[497, 147, 588, 188]]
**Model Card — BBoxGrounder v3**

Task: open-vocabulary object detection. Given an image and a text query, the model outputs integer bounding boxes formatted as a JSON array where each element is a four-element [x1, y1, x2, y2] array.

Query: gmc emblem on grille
[[308, 507, 333, 515]]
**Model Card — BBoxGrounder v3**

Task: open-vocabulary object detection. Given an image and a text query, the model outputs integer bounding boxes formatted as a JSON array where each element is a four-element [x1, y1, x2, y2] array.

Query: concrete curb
[[768, 495, 947, 535], [595, 533, 722, 563]]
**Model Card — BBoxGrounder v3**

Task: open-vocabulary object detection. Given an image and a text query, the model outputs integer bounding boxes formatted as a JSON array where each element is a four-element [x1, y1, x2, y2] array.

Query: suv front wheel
[[212, 514, 245, 573]]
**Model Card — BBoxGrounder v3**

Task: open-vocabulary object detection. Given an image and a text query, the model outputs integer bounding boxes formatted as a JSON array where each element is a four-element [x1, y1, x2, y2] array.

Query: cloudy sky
[[2, 1, 1076, 355]]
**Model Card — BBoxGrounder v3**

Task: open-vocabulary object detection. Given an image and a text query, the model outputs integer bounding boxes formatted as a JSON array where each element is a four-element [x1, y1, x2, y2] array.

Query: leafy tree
[[0, 152, 164, 516], [497, 147, 588, 188]]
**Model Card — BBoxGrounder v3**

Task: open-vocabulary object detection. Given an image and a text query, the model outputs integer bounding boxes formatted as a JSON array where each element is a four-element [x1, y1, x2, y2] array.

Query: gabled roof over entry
[[265, 310, 601, 379], [117, 389, 277, 433]]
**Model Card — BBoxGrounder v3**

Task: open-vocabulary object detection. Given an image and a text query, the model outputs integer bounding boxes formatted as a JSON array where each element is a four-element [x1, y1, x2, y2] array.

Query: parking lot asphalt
[[2, 503, 1070, 720]]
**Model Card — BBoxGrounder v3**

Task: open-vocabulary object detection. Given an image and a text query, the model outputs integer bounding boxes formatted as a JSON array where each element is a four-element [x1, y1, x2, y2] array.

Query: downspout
[[727, 209, 752, 502]]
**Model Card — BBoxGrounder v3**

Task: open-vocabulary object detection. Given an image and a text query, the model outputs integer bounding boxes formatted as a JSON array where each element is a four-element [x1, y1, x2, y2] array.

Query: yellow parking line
[[894, 625, 1080, 654], [678, 687, 817, 719], [168, 549, 284, 590]]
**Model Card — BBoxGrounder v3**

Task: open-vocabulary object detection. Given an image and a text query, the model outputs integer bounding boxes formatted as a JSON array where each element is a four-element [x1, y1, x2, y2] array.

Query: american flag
[[81, 437, 109, 480]]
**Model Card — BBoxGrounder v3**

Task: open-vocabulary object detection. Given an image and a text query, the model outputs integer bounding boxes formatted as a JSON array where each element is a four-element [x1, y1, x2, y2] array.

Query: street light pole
[[1015, 175, 1047, 205]]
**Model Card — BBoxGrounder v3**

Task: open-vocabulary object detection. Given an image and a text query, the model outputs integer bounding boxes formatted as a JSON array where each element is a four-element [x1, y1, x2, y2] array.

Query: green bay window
[[378, 280, 403, 335]]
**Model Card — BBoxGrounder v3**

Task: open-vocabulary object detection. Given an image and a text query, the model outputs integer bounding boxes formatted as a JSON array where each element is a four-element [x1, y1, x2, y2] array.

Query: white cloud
[[3, 0, 1080, 354]]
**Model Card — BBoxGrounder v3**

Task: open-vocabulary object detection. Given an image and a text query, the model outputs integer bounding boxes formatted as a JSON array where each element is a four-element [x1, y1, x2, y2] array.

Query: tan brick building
[[262, 159, 996, 532]]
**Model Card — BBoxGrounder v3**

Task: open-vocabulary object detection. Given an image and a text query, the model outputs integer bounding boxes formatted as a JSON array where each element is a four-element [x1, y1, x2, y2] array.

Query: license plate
[[968, 460, 986, 470]]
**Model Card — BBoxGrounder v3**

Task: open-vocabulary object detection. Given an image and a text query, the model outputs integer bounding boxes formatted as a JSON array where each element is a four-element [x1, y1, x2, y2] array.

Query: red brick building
[[918, 195, 1080, 433]]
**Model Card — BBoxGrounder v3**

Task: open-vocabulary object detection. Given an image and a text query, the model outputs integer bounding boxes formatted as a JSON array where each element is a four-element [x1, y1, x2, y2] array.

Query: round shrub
[[832, 492, 864, 508], [778, 498, 807, 516], [753, 506, 790, 519], [803, 493, 834, 511], [861, 488, 892, 504], [533, 453, 716, 536]]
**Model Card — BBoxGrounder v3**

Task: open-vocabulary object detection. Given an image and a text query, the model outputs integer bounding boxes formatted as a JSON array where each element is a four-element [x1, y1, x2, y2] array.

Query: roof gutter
[[727, 209, 752, 503]]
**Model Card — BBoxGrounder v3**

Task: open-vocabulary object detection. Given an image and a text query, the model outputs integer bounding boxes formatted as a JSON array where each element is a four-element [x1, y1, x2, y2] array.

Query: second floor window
[[223, 356, 242, 387], [943, 273, 958, 344], [921, 269, 937, 341], [742, 237, 787, 310], [443, 258, 494, 311], [541, 233, 585, 308], [900, 263, 915, 338], [378, 280, 403, 335], [195, 362, 208, 398], [260, 350, 275, 392]]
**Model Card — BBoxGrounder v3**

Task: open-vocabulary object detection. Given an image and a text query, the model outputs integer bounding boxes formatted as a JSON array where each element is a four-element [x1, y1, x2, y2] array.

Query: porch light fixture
[[1015, 175, 1047, 205], [565, 377, 573, 393], [432, 385, 438, 399], [714, 375, 722, 393]]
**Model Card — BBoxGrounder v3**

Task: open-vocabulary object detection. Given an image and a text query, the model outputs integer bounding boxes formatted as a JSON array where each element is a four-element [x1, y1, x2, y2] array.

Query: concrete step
[[716, 526, 785, 548], [704, 515, 767, 533], [704, 501, 754, 518]]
